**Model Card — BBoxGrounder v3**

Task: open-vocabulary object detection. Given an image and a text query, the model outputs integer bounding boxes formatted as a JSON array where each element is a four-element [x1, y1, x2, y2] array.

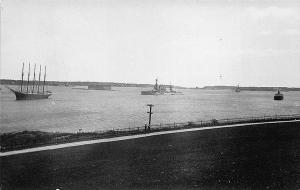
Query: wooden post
[[147, 104, 154, 130]]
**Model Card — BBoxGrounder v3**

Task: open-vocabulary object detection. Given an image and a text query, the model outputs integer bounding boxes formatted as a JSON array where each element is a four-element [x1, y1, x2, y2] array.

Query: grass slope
[[1, 121, 300, 190]]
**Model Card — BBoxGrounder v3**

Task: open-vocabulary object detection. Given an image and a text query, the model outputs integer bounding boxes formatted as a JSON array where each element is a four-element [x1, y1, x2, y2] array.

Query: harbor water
[[1, 86, 300, 133]]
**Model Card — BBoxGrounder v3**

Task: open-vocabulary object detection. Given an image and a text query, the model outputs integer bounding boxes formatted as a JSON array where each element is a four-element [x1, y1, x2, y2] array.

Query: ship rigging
[[7, 62, 52, 100]]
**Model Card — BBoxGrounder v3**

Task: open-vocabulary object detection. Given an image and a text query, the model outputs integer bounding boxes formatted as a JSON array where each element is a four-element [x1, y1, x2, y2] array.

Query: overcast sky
[[1, 0, 300, 87]]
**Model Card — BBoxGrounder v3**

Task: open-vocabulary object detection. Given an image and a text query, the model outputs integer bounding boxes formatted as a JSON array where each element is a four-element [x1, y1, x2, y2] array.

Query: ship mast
[[20, 62, 24, 92], [26, 63, 30, 93], [32, 64, 36, 93], [37, 65, 41, 93], [154, 78, 158, 91], [43, 66, 46, 94]]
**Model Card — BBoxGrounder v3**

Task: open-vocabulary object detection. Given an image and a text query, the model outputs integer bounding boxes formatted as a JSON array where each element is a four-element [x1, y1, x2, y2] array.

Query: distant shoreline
[[198, 85, 300, 91], [0, 79, 156, 88], [1, 79, 300, 91], [0, 79, 184, 89]]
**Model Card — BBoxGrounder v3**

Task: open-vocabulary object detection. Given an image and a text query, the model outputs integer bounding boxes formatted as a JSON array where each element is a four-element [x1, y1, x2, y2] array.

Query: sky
[[1, 0, 300, 87]]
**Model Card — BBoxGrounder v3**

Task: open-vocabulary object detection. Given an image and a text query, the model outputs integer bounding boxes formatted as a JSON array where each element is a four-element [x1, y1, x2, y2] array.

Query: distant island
[[2, 79, 299, 91], [0, 79, 185, 89], [198, 86, 300, 91]]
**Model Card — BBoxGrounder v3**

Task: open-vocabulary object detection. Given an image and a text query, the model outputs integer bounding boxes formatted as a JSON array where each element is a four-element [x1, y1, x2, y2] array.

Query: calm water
[[1, 85, 300, 133]]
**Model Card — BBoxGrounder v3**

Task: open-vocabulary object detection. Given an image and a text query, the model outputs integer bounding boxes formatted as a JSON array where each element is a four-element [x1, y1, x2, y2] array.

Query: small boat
[[168, 85, 176, 93], [8, 63, 52, 100], [165, 84, 183, 95], [235, 84, 241, 92], [274, 89, 283, 100]]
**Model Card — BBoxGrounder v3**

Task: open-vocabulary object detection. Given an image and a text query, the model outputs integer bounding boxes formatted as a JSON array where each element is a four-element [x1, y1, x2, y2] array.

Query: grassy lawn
[[1, 121, 300, 190]]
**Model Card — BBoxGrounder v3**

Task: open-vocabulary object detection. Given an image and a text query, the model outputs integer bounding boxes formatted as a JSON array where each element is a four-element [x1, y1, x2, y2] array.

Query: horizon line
[[1, 78, 300, 89]]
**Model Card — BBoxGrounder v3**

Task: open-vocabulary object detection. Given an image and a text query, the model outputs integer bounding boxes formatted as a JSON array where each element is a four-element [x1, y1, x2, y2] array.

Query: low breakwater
[[1, 114, 299, 152]]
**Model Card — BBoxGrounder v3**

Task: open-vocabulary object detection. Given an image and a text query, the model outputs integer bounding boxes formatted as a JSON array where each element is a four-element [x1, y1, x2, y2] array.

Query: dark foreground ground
[[1, 121, 300, 190]]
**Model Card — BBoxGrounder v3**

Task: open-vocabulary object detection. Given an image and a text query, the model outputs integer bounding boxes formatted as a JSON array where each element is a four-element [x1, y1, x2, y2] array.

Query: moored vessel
[[274, 89, 283, 100], [165, 84, 183, 95], [235, 84, 241, 92], [7, 63, 52, 100], [141, 79, 166, 95]]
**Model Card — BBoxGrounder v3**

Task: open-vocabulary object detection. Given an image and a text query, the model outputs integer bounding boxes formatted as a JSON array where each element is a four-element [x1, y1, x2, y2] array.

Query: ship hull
[[141, 90, 162, 95], [8, 88, 51, 100], [274, 95, 283, 100]]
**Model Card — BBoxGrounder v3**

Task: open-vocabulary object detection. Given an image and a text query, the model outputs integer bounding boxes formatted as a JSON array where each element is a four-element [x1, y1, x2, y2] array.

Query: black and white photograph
[[1, 0, 300, 189]]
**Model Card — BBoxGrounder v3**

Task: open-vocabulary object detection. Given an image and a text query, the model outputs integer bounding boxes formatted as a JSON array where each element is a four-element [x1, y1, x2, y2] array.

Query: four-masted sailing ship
[[7, 63, 52, 100]]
